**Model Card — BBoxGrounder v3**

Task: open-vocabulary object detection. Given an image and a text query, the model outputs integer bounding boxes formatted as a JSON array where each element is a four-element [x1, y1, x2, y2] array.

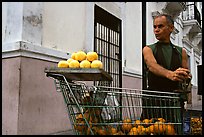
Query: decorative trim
[[123, 67, 142, 79], [2, 41, 70, 63]]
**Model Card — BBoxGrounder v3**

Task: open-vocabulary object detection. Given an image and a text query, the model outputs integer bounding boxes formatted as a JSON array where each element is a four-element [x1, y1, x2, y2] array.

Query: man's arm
[[181, 48, 192, 79], [142, 46, 189, 82], [181, 48, 189, 69]]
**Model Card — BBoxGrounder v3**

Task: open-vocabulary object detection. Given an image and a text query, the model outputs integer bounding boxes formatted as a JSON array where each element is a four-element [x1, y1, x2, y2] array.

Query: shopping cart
[[45, 67, 184, 135]]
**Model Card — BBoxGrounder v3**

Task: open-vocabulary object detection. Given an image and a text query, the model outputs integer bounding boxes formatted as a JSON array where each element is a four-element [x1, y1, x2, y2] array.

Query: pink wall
[[2, 57, 72, 135], [2, 57, 21, 135], [122, 75, 142, 89]]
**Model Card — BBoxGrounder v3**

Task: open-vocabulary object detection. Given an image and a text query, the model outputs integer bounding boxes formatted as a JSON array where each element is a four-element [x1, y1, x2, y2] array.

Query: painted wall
[[2, 58, 21, 135], [2, 2, 202, 135], [42, 2, 87, 53], [2, 56, 72, 135], [124, 2, 142, 75]]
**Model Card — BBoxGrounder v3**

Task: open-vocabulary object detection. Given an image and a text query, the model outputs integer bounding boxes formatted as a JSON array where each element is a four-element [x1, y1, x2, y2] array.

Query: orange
[[149, 118, 157, 123], [86, 51, 98, 62], [157, 118, 166, 123], [71, 52, 77, 60], [74, 120, 86, 132], [97, 128, 107, 135], [67, 58, 74, 64], [75, 51, 87, 61], [144, 126, 151, 135], [148, 125, 155, 133], [76, 113, 83, 120], [165, 124, 176, 135], [57, 60, 69, 68], [134, 119, 141, 127], [142, 119, 150, 127], [91, 60, 103, 69], [69, 60, 80, 68], [123, 118, 132, 123], [129, 127, 139, 135], [122, 123, 133, 133], [110, 127, 118, 135], [137, 126, 146, 135], [154, 122, 166, 134], [80, 60, 91, 68]]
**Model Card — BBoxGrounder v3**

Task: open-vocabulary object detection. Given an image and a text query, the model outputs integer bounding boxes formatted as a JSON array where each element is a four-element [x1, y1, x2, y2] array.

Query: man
[[142, 13, 192, 132]]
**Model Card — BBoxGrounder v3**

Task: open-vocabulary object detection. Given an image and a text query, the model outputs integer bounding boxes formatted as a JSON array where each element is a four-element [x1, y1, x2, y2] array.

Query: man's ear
[[169, 25, 174, 32]]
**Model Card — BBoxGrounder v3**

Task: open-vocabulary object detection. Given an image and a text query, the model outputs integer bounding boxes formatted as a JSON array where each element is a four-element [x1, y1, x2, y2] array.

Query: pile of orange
[[74, 115, 177, 135], [58, 51, 103, 69]]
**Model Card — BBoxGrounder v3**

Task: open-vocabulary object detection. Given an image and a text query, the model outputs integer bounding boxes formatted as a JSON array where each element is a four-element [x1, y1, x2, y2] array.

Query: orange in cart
[[123, 118, 132, 123], [134, 119, 141, 127], [142, 119, 150, 127], [106, 125, 117, 135], [122, 118, 133, 133], [148, 124, 155, 134], [154, 122, 166, 134], [97, 128, 107, 135], [129, 127, 139, 135], [165, 124, 176, 135], [74, 120, 86, 132], [157, 117, 166, 123], [137, 125, 146, 135]]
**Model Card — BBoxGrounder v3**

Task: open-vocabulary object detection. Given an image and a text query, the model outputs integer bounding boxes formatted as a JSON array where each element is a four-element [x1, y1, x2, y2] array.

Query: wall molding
[[2, 41, 70, 63], [123, 67, 142, 79]]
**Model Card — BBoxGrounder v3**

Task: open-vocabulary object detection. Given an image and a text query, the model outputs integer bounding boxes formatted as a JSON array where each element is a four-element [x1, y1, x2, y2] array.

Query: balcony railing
[[182, 3, 201, 26]]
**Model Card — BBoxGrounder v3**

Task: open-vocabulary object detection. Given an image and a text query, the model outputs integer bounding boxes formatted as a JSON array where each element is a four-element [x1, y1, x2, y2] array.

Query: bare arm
[[181, 48, 189, 69], [142, 46, 171, 78], [181, 48, 192, 79], [143, 46, 189, 82]]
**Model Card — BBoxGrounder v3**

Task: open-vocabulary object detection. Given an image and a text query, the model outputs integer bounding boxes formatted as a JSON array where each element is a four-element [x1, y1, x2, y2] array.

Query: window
[[94, 5, 122, 88]]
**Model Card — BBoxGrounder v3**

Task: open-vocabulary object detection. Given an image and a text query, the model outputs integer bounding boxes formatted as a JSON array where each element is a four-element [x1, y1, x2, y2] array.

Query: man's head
[[153, 14, 174, 43]]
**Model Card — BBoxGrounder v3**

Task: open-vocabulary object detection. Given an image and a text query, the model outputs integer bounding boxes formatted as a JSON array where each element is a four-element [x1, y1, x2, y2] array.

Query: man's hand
[[167, 67, 191, 82]]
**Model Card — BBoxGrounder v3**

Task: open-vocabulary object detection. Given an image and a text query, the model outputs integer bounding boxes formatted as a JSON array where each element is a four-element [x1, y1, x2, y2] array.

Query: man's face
[[153, 16, 174, 42]]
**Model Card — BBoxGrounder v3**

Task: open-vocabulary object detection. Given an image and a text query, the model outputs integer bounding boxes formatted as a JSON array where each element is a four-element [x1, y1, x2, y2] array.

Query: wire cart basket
[[45, 67, 184, 135]]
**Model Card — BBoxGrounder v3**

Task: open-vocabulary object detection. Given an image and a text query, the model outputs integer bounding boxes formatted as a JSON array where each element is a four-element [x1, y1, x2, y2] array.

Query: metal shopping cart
[[45, 67, 184, 135]]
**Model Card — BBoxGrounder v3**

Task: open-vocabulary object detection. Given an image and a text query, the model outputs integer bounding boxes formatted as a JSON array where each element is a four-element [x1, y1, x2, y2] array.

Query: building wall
[[42, 2, 86, 53], [2, 57, 20, 135], [2, 2, 202, 135], [123, 2, 142, 76]]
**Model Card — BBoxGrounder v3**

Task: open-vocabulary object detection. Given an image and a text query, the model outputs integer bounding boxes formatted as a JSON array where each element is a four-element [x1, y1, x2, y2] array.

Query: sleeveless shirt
[[146, 41, 182, 92]]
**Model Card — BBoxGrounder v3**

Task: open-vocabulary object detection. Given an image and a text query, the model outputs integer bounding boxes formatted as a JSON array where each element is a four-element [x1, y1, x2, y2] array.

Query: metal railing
[[182, 3, 201, 26]]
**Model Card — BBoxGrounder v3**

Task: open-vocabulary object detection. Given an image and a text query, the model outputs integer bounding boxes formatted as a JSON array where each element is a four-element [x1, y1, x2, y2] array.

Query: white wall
[[2, 2, 24, 44], [42, 2, 87, 54], [123, 2, 142, 75], [2, 2, 7, 43]]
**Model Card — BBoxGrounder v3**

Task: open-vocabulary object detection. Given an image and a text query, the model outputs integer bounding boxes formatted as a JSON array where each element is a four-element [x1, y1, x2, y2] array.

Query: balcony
[[182, 3, 201, 26], [182, 3, 202, 38]]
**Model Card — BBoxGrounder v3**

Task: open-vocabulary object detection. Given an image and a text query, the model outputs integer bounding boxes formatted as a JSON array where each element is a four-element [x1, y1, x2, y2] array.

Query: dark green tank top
[[148, 42, 182, 69], [146, 41, 183, 92]]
